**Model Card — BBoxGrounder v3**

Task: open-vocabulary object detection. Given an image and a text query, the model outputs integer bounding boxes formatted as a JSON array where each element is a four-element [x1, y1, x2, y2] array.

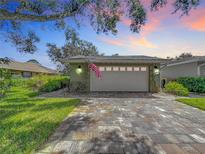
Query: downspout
[[197, 66, 200, 77]]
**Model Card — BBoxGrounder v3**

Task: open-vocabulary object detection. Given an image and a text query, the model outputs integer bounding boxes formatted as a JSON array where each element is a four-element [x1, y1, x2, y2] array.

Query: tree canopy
[[0, 0, 200, 54], [47, 28, 101, 63], [47, 28, 101, 72], [166, 52, 193, 60], [27, 59, 40, 64], [178, 52, 193, 58]]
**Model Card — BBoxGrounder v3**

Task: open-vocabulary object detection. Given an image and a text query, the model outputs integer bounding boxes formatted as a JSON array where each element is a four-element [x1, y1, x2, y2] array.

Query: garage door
[[90, 66, 149, 92]]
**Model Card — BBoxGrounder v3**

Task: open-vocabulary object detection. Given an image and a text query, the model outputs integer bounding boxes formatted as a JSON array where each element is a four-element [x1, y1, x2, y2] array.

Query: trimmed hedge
[[165, 81, 189, 96], [177, 77, 205, 93]]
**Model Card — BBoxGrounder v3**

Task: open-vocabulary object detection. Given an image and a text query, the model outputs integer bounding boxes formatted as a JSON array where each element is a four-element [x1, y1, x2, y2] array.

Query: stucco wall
[[161, 62, 198, 79], [200, 65, 205, 77], [69, 63, 90, 92], [10, 70, 22, 76], [149, 64, 160, 92], [10, 70, 53, 78], [69, 63, 160, 93]]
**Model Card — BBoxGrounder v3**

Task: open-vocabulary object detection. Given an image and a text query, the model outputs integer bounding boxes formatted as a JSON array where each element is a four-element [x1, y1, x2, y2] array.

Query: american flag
[[88, 63, 102, 79]]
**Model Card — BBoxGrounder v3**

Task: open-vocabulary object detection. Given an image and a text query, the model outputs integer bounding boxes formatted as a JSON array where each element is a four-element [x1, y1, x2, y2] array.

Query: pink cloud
[[141, 15, 160, 37], [182, 8, 205, 31], [121, 4, 171, 37], [98, 35, 157, 49], [121, 17, 131, 26], [129, 36, 158, 48], [121, 15, 161, 38], [98, 37, 124, 46]]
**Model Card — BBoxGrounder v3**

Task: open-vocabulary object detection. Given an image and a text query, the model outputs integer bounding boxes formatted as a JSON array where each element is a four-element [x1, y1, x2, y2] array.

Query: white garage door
[[90, 66, 149, 92]]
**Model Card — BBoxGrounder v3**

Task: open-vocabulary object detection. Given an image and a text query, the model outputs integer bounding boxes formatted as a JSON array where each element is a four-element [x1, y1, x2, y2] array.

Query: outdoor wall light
[[76, 65, 83, 74], [154, 66, 160, 75]]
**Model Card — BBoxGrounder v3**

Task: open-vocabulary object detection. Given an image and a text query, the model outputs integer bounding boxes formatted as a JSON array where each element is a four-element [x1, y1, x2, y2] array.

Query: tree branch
[[0, 10, 71, 21], [0, 1, 88, 21]]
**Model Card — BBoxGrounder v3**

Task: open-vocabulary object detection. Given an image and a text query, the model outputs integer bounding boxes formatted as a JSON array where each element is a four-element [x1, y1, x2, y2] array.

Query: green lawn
[[0, 86, 79, 154], [176, 98, 205, 111]]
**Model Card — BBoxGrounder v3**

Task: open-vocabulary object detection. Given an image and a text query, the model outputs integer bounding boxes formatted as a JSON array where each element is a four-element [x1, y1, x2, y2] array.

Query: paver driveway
[[38, 96, 205, 154]]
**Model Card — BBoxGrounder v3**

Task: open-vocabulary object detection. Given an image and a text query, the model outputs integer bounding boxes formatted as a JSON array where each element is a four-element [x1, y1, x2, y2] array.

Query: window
[[133, 67, 140, 71], [141, 67, 147, 71], [99, 66, 105, 71], [106, 67, 112, 71], [127, 67, 133, 71], [113, 67, 119, 71], [22, 72, 32, 78], [119, 67, 126, 71]]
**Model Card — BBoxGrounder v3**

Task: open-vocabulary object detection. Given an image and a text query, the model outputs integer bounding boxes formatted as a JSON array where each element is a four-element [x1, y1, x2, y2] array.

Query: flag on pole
[[88, 63, 102, 79]]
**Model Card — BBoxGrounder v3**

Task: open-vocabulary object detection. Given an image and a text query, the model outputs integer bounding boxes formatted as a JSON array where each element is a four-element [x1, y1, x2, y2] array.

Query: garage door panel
[[90, 68, 149, 92]]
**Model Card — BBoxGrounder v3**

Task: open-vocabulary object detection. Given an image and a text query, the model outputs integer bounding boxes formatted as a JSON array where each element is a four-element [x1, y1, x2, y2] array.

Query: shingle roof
[[164, 56, 205, 66], [65, 55, 166, 63], [0, 60, 57, 74]]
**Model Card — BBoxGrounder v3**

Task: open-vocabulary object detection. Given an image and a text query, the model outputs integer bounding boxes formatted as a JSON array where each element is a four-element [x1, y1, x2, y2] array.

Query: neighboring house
[[0, 60, 57, 78], [161, 56, 205, 86], [67, 56, 165, 93]]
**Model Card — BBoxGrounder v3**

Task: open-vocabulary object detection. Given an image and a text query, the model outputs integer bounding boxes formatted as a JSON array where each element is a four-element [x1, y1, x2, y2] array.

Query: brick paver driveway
[[38, 95, 205, 154]]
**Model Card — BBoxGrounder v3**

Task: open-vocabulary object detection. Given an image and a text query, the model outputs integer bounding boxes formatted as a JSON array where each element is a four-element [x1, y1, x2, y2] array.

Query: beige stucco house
[[161, 56, 205, 86], [67, 56, 165, 93], [0, 60, 57, 78]]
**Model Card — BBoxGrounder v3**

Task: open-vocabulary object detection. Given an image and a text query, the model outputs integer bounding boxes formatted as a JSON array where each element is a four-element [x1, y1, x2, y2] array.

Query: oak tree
[[0, 0, 200, 56]]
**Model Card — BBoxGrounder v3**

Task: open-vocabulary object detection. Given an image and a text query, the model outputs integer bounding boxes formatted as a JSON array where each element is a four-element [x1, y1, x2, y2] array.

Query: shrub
[[26, 75, 69, 93], [0, 79, 11, 97], [11, 78, 28, 87], [177, 77, 205, 93], [165, 81, 189, 96], [0, 68, 12, 97], [26, 76, 46, 91], [39, 76, 69, 92], [70, 81, 87, 92]]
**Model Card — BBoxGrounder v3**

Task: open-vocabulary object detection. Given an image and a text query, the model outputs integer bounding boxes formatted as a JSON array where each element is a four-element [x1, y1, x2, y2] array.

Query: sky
[[0, 1, 205, 69]]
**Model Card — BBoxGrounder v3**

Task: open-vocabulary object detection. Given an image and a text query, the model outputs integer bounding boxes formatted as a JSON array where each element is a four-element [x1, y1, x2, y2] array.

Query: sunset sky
[[0, 1, 205, 69]]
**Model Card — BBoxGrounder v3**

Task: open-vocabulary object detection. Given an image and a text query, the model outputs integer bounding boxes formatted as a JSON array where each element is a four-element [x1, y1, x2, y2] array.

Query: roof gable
[[0, 60, 57, 74], [165, 56, 205, 67]]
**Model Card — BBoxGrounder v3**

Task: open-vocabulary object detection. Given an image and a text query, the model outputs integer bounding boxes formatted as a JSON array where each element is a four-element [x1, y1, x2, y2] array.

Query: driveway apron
[[38, 97, 205, 154]]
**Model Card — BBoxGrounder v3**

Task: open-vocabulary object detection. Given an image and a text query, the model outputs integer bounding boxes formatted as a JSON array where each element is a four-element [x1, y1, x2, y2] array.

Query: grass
[[176, 98, 205, 111], [0, 86, 80, 154]]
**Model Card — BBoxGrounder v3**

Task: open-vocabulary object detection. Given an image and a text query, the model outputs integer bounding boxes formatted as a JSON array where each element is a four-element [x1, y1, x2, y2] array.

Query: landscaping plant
[[165, 81, 189, 96], [0, 68, 12, 97], [177, 77, 205, 93], [176, 98, 205, 111], [0, 77, 79, 154], [26, 75, 69, 93]]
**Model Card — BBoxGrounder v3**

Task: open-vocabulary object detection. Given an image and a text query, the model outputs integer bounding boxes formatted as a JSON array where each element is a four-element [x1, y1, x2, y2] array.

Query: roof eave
[[66, 59, 166, 64]]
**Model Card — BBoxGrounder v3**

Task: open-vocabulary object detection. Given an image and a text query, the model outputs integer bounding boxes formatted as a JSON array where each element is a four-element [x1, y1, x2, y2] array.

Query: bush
[[165, 81, 189, 96], [26, 76, 46, 91], [177, 77, 205, 93], [11, 78, 28, 87], [39, 76, 69, 92], [0, 69, 12, 97], [70, 81, 87, 92], [0, 79, 11, 97], [26, 75, 69, 93]]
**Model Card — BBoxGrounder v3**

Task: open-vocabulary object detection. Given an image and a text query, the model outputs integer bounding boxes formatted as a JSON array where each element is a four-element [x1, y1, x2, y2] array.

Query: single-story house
[[161, 56, 205, 85], [67, 56, 165, 93], [0, 60, 57, 78]]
